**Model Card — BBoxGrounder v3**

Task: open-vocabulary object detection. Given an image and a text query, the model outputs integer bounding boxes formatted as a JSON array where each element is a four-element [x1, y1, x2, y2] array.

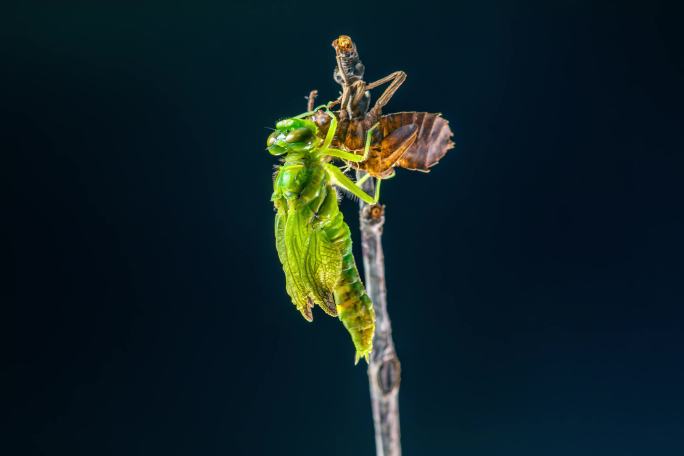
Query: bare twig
[[357, 171, 402, 456]]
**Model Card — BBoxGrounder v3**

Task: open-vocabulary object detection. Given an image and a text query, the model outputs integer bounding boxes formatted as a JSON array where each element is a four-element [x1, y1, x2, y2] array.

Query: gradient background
[[6, 1, 683, 455]]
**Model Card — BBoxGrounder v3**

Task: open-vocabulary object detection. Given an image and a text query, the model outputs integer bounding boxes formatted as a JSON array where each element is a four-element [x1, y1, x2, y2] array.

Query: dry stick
[[357, 171, 402, 456]]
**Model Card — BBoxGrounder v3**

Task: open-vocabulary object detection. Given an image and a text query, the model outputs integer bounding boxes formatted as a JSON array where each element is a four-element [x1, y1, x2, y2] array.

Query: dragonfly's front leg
[[362, 122, 380, 162], [323, 120, 378, 163], [323, 147, 364, 163], [324, 163, 381, 204], [328, 151, 356, 180]]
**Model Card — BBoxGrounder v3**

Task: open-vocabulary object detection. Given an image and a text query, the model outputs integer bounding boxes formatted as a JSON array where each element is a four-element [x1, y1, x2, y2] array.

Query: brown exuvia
[[307, 35, 454, 179]]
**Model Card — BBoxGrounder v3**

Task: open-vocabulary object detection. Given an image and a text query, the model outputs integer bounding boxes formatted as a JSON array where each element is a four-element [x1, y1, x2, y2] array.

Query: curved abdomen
[[273, 161, 375, 362], [320, 206, 375, 363]]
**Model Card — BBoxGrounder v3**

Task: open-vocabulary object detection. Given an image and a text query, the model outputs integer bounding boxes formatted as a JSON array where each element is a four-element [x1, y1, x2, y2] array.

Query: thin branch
[[357, 171, 402, 456]]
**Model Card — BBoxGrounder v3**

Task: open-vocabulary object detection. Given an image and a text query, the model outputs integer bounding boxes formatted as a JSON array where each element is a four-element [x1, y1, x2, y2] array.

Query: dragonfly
[[267, 107, 383, 363], [306, 35, 455, 180]]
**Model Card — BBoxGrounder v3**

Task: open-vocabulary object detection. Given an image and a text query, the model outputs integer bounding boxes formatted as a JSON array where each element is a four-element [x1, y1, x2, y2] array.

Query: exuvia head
[[332, 35, 355, 54], [266, 117, 319, 156], [332, 35, 365, 85]]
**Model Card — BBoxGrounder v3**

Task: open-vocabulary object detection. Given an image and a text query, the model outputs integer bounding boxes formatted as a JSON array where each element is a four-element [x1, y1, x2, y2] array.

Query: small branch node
[[376, 357, 401, 395], [369, 204, 384, 220]]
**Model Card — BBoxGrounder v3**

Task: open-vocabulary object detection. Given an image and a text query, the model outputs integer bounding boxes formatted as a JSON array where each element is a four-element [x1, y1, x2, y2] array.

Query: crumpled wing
[[277, 202, 344, 321], [305, 227, 341, 317], [275, 205, 315, 321], [303, 186, 343, 316]]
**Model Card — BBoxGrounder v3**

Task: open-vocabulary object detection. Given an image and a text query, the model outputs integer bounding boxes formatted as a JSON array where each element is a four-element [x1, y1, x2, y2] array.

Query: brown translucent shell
[[311, 110, 454, 178], [380, 112, 454, 172]]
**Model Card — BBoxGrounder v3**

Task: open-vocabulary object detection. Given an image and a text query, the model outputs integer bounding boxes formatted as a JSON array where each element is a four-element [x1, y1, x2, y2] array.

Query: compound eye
[[285, 128, 313, 143], [268, 144, 286, 156], [267, 132, 279, 147], [276, 119, 295, 130]]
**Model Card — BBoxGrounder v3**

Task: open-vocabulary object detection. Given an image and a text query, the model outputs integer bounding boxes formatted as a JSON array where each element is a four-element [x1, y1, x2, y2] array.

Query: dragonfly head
[[266, 117, 319, 156]]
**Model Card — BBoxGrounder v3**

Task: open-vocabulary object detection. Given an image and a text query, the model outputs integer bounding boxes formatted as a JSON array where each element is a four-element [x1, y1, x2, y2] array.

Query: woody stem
[[357, 170, 402, 456]]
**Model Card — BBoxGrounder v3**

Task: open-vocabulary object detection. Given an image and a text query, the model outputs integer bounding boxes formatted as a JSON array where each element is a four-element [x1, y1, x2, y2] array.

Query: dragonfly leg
[[323, 147, 364, 163], [385, 169, 396, 179], [324, 163, 379, 204], [326, 98, 341, 110], [293, 104, 332, 120], [321, 110, 338, 149], [356, 172, 372, 186], [339, 163, 352, 174], [362, 122, 380, 161]]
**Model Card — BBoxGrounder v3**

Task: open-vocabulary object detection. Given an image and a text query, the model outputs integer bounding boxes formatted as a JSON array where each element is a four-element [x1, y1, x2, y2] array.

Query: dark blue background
[[6, 1, 683, 455]]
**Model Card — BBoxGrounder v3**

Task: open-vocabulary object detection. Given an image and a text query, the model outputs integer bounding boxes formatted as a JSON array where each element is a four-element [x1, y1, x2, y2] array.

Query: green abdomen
[[321, 212, 375, 363], [272, 160, 375, 361]]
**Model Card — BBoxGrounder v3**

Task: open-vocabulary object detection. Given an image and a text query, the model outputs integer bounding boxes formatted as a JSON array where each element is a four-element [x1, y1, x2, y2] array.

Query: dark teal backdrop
[[6, 1, 683, 455]]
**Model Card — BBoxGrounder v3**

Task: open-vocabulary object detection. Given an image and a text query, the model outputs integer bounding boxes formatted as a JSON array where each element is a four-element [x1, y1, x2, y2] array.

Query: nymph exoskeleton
[[307, 35, 455, 178], [267, 107, 383, 363]]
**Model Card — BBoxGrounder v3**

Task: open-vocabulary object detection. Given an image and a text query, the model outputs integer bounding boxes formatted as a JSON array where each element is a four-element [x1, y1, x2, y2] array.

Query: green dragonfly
[[267, 107, 382, 363]]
